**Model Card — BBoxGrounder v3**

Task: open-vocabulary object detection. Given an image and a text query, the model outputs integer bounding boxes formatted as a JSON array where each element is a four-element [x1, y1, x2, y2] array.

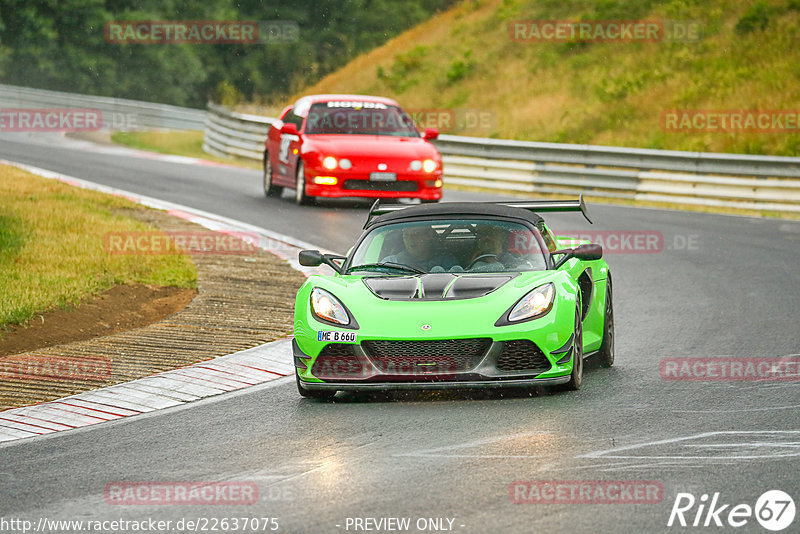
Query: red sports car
[[263, 94, 443, 205]]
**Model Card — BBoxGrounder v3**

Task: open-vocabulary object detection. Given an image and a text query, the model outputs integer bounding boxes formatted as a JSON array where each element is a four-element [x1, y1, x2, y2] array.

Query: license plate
[[370, 172, 397, 182], [317, 331, 357, 343]]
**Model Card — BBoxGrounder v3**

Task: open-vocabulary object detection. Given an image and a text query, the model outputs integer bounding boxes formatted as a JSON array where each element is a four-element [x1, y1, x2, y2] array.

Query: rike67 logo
[[668, 490, 796, 531]]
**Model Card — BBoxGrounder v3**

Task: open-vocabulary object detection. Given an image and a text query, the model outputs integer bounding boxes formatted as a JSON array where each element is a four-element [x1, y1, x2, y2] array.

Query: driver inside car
[[468, 224, 536, 271], [383, 225, 459, 272]]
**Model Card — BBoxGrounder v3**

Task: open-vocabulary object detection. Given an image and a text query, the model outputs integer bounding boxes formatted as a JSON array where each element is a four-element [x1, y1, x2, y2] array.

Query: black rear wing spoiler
[[364, 200, 415, 227], [367, 195, 592, 226], [497, 195, 592, 224]]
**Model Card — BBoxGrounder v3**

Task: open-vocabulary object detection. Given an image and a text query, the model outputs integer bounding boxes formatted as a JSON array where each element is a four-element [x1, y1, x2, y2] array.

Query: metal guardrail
[[7, 85, 794, 214], [202, 102, 274, 160], [203, 103, 800, 213], [0, 84, 205, 130], [438, 137, 800, 213]]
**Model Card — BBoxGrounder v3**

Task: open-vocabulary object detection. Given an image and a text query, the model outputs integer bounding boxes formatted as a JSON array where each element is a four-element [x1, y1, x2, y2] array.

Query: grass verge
[[292, 0, 800, 156], [0, 164, 197, 328]]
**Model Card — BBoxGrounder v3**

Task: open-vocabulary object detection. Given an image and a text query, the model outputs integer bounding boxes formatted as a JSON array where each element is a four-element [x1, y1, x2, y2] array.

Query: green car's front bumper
[[293, 272, 587, 391], [293, 338, 574, 390]]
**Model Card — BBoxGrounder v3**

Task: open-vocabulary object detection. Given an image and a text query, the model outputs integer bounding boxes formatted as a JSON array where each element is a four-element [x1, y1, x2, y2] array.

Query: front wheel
[[596, 277, 614, 368], [263, 151, 283, 197], [294, 161, 312, 205], [296, 373, 336, 400]]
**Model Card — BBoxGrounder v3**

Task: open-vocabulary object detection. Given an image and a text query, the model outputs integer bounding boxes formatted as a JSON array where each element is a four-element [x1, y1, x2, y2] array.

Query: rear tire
[[263, 151, 282, 197], [296, 372, 336, 400], [564, 306, 584, 390], [596, 277, 614, 368], [295, 161, 311, 205]]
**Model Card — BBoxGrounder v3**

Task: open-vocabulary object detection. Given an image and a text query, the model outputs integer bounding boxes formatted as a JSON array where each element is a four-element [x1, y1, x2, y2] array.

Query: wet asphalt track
[[1, 133, 799, 533]]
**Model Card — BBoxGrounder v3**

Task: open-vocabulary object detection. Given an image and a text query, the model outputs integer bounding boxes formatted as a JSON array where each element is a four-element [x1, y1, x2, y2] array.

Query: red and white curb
[[0, 161, 336, 443], [0, 339, 293, 442]]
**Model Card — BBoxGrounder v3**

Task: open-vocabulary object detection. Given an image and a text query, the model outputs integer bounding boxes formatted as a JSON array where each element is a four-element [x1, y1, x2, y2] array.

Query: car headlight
[[506, 283, 555, 323], [310, 287, 349, 325], [422, 159, 438, 173], [410, 160, 423, 171], [339, 158, 352, 170], [322, 156, 338, 170]]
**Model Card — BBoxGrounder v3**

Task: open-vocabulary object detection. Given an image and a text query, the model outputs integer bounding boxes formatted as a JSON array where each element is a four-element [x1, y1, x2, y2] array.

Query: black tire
[[294, 160, 311, 205], [420, 198, 440, 204], [296, 372, 336, 400], [263, 152, 282, 197], [564, 306, 584, 390], [596, 277, 614, 368]]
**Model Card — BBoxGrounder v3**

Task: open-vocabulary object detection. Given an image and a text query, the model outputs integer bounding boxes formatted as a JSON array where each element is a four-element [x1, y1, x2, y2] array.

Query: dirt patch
[[0, 207, 306, 411], [0, 285, 197, 356]]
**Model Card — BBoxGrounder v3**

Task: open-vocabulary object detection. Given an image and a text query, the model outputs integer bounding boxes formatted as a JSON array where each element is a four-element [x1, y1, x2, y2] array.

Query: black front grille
[[495, 340, 551, 373], [311, 344, 364, 379], [343, 179, 418, 192], [363, 338, 491, 373]]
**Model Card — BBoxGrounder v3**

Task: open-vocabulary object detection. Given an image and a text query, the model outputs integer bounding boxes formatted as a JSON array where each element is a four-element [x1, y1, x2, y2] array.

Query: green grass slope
[[286, 0, 800, 156]]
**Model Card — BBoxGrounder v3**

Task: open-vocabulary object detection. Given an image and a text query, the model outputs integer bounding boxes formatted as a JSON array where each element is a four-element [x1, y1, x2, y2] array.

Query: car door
[[273, 108, 304, 186], [266, 106, 289, 184]]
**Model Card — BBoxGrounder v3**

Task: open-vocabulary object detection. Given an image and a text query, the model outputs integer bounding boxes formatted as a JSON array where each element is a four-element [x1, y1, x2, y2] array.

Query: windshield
[[304, 101, 420, 136], [347, 219, 547, 274]]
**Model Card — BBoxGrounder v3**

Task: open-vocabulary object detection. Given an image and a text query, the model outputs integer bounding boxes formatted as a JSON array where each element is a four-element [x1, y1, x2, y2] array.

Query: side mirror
[[281, 122, 299, 135], [552, 244, 603, 269], [573, 244, 603, 261], [298, 250, 346, 273], [423, 128, 439, 141], [298, 249, 323, 267]]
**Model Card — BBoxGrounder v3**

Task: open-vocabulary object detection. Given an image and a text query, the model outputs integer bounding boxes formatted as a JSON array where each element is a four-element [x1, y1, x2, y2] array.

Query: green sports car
[[293, 197, 613, 399]]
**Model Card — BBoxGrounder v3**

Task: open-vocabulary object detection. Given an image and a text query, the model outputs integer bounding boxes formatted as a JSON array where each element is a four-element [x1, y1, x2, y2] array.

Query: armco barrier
[[202, 103, 800, 214], [0, 83, 205, 131], [202, 102, 274, 160], [3, 83, 798, 214]]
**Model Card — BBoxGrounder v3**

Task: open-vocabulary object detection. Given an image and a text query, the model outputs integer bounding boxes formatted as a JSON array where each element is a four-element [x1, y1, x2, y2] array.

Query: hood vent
[[363, 273, 515, 301]]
